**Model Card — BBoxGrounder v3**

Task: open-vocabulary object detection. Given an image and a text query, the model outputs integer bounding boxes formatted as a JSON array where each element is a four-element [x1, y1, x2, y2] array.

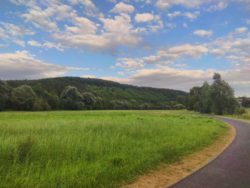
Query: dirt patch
[[122, 123, 236, 188]]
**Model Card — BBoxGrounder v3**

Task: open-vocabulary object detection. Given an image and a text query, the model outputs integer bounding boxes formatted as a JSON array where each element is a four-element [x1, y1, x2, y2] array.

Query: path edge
[[167, 120, 236, 188]]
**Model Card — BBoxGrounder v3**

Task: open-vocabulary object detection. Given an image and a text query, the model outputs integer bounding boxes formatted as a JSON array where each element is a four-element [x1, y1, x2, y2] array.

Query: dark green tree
[[10, 85, 37, 110], [188, 86, 202, 111], [200, 82, 212, 113], [47, 93, 60, 110], [210, 73, 238, 115], [60, 86, 84, 110], [0, 81, 10, 111], [33, 98, 51, 111], [82, 92, 96, 109], [188, 73, 238, 115], [32, 83, 59, 109]]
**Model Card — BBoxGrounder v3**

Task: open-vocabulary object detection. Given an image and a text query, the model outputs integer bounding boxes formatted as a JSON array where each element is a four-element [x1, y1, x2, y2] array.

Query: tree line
[[187, 73, 241, 115], [0, 77, 186, 111], [0, 74, 244, 115]]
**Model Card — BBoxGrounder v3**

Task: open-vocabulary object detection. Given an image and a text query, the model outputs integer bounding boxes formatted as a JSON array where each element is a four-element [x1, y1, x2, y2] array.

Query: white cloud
[[207, 1, 228, 11], [0, 50, 89, 80], [109, 27, 250, 95], [53, 13, 140, 51], [0, 22, 34, 46], [28, 40, 64, 51], [168, 44, 208, 57], [144, 44, 208, 64], [135, 13, 155, 22], [155, 0, 210, 9], [68, 0, 100, 17], [22, 6, 59, 32], [116, 58, 144, 70], [193, 29, 213, 37], [0, 22, 34, 36], [12, 0, 141, 52], [209, 28, 250, 60], [167, 11, 200, 20], [134, 13, 164, 32], [0, 51, 71, 80], [114, 43, 208, 70], [66, 16, 98, 35], [110, 2, 135, 14], [69, 0, 96, 9], [104, 65, 250, 96], [234, 27, 248, 34]]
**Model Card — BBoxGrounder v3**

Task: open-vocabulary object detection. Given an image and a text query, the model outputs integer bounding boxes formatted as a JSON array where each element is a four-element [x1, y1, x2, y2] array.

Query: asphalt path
[[170, 117, 250, 188]]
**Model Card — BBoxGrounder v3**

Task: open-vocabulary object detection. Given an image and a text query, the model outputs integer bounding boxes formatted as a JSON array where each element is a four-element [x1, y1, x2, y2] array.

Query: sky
[[0, 0, 249, 96]]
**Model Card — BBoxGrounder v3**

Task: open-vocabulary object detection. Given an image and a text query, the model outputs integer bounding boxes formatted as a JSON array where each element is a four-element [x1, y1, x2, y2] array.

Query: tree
[[200, 82, 212, 113], [188, 86, 202, 111], [0, 81, 10, 111], [111, 100, 132, 110], [32, 83, 59, 109], [10, 85, 37, 110], [82, 92, 96, 109], [47, 93, 60, 110], [210, 73, 238, 115], [188, 73, 238, 115], [60, 86, 84, 110], [33, 98, 51, 111]]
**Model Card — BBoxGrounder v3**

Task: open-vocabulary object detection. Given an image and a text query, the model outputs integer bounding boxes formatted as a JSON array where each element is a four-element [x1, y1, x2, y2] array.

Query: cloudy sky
[[0, 0, 249, 96]]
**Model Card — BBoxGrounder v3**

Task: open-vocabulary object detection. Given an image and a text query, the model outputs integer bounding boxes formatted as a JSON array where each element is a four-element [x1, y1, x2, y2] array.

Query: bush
[[235, 108, 246, 115], [173, 104, 186, 110]]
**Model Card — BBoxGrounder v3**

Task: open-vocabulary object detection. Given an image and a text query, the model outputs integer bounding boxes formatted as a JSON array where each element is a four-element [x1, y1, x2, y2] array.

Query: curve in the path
[[170, 118, 250, 188]]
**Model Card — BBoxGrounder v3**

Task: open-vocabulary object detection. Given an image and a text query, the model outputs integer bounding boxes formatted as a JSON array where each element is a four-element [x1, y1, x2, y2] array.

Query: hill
[[0, 77, 187, 111]]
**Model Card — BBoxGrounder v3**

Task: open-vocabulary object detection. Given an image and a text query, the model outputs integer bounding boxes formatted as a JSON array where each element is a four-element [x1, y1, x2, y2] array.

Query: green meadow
[[0, 110, 227, 188]]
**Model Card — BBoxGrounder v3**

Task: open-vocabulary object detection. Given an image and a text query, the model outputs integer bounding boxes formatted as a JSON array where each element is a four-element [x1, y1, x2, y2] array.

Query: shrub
[[235, 108, 246, 115], [174, 104, 186, 110]]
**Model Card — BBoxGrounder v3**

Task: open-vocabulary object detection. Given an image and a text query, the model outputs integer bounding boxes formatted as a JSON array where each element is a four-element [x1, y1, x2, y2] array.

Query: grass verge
[[123, 123, 235, 188], [0, 110, 227, 188]]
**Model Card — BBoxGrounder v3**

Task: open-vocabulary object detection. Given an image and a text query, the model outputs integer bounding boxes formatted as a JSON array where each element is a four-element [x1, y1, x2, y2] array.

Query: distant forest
[[0, 77, 187, 111]]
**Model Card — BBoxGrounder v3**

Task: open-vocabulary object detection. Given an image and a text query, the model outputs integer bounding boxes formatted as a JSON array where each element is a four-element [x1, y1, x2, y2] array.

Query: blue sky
[[0, 0, 249, 96]]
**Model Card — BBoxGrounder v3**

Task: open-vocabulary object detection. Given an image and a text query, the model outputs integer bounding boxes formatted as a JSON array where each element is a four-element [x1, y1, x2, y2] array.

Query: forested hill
[[0, 77, 187, 111]]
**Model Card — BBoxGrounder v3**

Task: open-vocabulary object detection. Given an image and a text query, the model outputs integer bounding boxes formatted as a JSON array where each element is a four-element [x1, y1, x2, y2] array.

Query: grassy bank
[[0, 110, 227, 188]]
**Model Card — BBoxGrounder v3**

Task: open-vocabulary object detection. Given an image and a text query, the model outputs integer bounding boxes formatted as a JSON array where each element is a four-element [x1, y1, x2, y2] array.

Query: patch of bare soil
[[122, 124, 236, 188]]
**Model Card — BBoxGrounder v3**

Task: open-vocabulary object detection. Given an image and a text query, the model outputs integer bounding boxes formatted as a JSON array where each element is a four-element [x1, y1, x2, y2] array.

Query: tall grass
[[229, 108, 250, 120], [0, 110, 227, 188]]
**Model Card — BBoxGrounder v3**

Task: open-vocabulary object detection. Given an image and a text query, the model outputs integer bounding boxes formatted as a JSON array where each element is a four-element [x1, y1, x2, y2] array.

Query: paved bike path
[[170, 118, 250, 188]]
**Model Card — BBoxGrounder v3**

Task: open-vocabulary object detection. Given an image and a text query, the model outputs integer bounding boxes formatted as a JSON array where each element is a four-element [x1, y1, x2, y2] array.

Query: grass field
[[0, 110, 227, 188]]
